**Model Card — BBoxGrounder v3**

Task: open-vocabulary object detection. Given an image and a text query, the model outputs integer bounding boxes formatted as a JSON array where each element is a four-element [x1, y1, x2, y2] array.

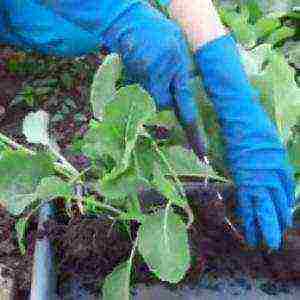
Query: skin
[[169, 0, 227, 51]]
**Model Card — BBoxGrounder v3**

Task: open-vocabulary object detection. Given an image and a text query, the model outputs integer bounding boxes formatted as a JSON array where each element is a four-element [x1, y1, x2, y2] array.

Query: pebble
[[0, 264, 13, 300]]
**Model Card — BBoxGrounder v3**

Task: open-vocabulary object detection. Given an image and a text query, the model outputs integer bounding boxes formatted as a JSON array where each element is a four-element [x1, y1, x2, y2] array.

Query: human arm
[[169, 0, 295, 249], [0, 0, 142, 56], [169, 0, 226, 50], [0, 0, 204, 145], [1, 1, 200, 123]]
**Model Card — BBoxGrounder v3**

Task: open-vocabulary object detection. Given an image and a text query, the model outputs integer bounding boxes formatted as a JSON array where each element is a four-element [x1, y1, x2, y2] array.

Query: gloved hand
[[1, 0, 201, 136], [102, 2, 199, 126], [195, 35, 295, 249]]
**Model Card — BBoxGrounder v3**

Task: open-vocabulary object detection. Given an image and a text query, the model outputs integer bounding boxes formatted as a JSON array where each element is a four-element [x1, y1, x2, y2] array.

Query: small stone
[[0, 264, 13, 300], [0, 105, 5, 116]]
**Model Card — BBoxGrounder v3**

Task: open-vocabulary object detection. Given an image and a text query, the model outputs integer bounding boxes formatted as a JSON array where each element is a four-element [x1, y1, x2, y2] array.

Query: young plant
[[0, 51, 226, 299], [80, 54, 226, 299]]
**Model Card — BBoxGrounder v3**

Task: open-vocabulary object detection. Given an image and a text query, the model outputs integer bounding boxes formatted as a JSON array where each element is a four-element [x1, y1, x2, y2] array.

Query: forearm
[[168, 0, 281, 151], [169, 0, 226, 51]]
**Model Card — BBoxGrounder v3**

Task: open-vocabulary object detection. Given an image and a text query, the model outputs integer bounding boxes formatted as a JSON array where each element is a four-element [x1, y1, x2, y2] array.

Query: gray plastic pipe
[[30, 202, 57, 300]]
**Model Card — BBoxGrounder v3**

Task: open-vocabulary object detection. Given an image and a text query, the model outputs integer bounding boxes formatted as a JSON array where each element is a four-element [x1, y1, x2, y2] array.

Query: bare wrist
[[169, 0, 226, 51]]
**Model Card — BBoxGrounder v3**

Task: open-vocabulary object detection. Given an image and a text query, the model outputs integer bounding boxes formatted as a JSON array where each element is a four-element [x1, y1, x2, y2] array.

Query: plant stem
[[0, 132, 35, 155], [83, 197, 124, 215], [147, 135, 195, 227], [150, 138, 185, 196], [129, 236, 138, 264], [74, 184, 85, 214], [163, 202, 171, 251], [50, 144, 80, 177], [0, 132, 79, 180]]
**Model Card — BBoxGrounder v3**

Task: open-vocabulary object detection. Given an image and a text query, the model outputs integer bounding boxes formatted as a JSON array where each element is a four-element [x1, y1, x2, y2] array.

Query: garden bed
[[1, 183, 300, 298], [0, 2, 299, 298]]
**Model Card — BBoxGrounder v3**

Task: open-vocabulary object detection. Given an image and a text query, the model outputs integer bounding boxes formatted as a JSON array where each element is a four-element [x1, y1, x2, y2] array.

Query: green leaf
[[196, 80, 228, 174], [240, 45, 300, 143], [161, 146, 227, 181], [295, 180, 300, 199], [254, 52, 300, 142], [146, 110, 178, 128], [287, 131, 300, 174], [60, 73, 74, 90], [90, 54, 122, 121], [259, 0, 295, 17], [82, 120, 113, 161], [102, 261, 132, 300], [246, 0, 263, 23], [138, 209, 190, 283], [86, 85, 156, 179], [239, 43, 273, 77], [219, 7, 257, 48], [100, 167, 147, 200], [266, 26, 296, 46], [152, 164, 187, 208], [0, 150, 54, 215], [105, 85, 155, 153], [51, 112, 64, 123], [119, 194, 145, 223], [102, 237, 137, 300], [254, 17, 281, 39], [239, 44, 277, 118], [15, 217, 29, 255], [23, 110, 50, 146], [283, 40, 300, 69], [134, 139, 157, 180], [23, 111, 79, 177], [287, 11, 300, 20], [36, 176, 73, 201]]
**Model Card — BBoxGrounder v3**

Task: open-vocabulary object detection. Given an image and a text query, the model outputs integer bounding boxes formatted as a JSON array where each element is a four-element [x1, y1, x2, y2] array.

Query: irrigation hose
[[30, 202, 57, 300]]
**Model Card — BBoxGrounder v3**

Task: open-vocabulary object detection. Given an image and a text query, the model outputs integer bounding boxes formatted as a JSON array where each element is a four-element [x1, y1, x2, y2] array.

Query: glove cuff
[[194, 33, 285, 160]]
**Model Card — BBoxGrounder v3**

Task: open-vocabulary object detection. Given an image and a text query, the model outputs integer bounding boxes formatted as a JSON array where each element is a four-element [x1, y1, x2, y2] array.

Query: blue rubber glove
[[195, 35, 295, 249], [1, 0, 139, 56], [102, 2, 199, 125], [0, 1, 94, 55], [1, 0, 199, 125]]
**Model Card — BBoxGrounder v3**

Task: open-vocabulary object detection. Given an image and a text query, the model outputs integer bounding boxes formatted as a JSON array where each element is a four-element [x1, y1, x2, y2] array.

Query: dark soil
[[45, 185, 300, 296], [188, 190, 300, 283], [2, 184, 300, 298], [43, 213, 133, 295], [0, 206, 37, 299], [0, 44, 99, 161]]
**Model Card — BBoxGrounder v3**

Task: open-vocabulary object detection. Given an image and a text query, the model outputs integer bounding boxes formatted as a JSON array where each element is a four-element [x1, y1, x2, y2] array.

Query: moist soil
[[0, 187, 300, 298], [0, 206, 36, 299]]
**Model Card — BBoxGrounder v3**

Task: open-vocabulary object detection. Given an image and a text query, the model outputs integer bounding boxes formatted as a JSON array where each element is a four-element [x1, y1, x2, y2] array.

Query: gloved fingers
[[171, 77, 199, 125], [125, 38, 179, 111], [145, 54, 177, 111], [170, 57, 199, 126], [234, 167, 295, 211], [253, 187, 281, 249], [276, 168, 295, 210], [236, 188, 259, 247], [229, 148, 287, 171], [271, 185, 293, 231], [146, 80, 174, 111], [162, 36, 199, 125], [233, 169, 282, 188]]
